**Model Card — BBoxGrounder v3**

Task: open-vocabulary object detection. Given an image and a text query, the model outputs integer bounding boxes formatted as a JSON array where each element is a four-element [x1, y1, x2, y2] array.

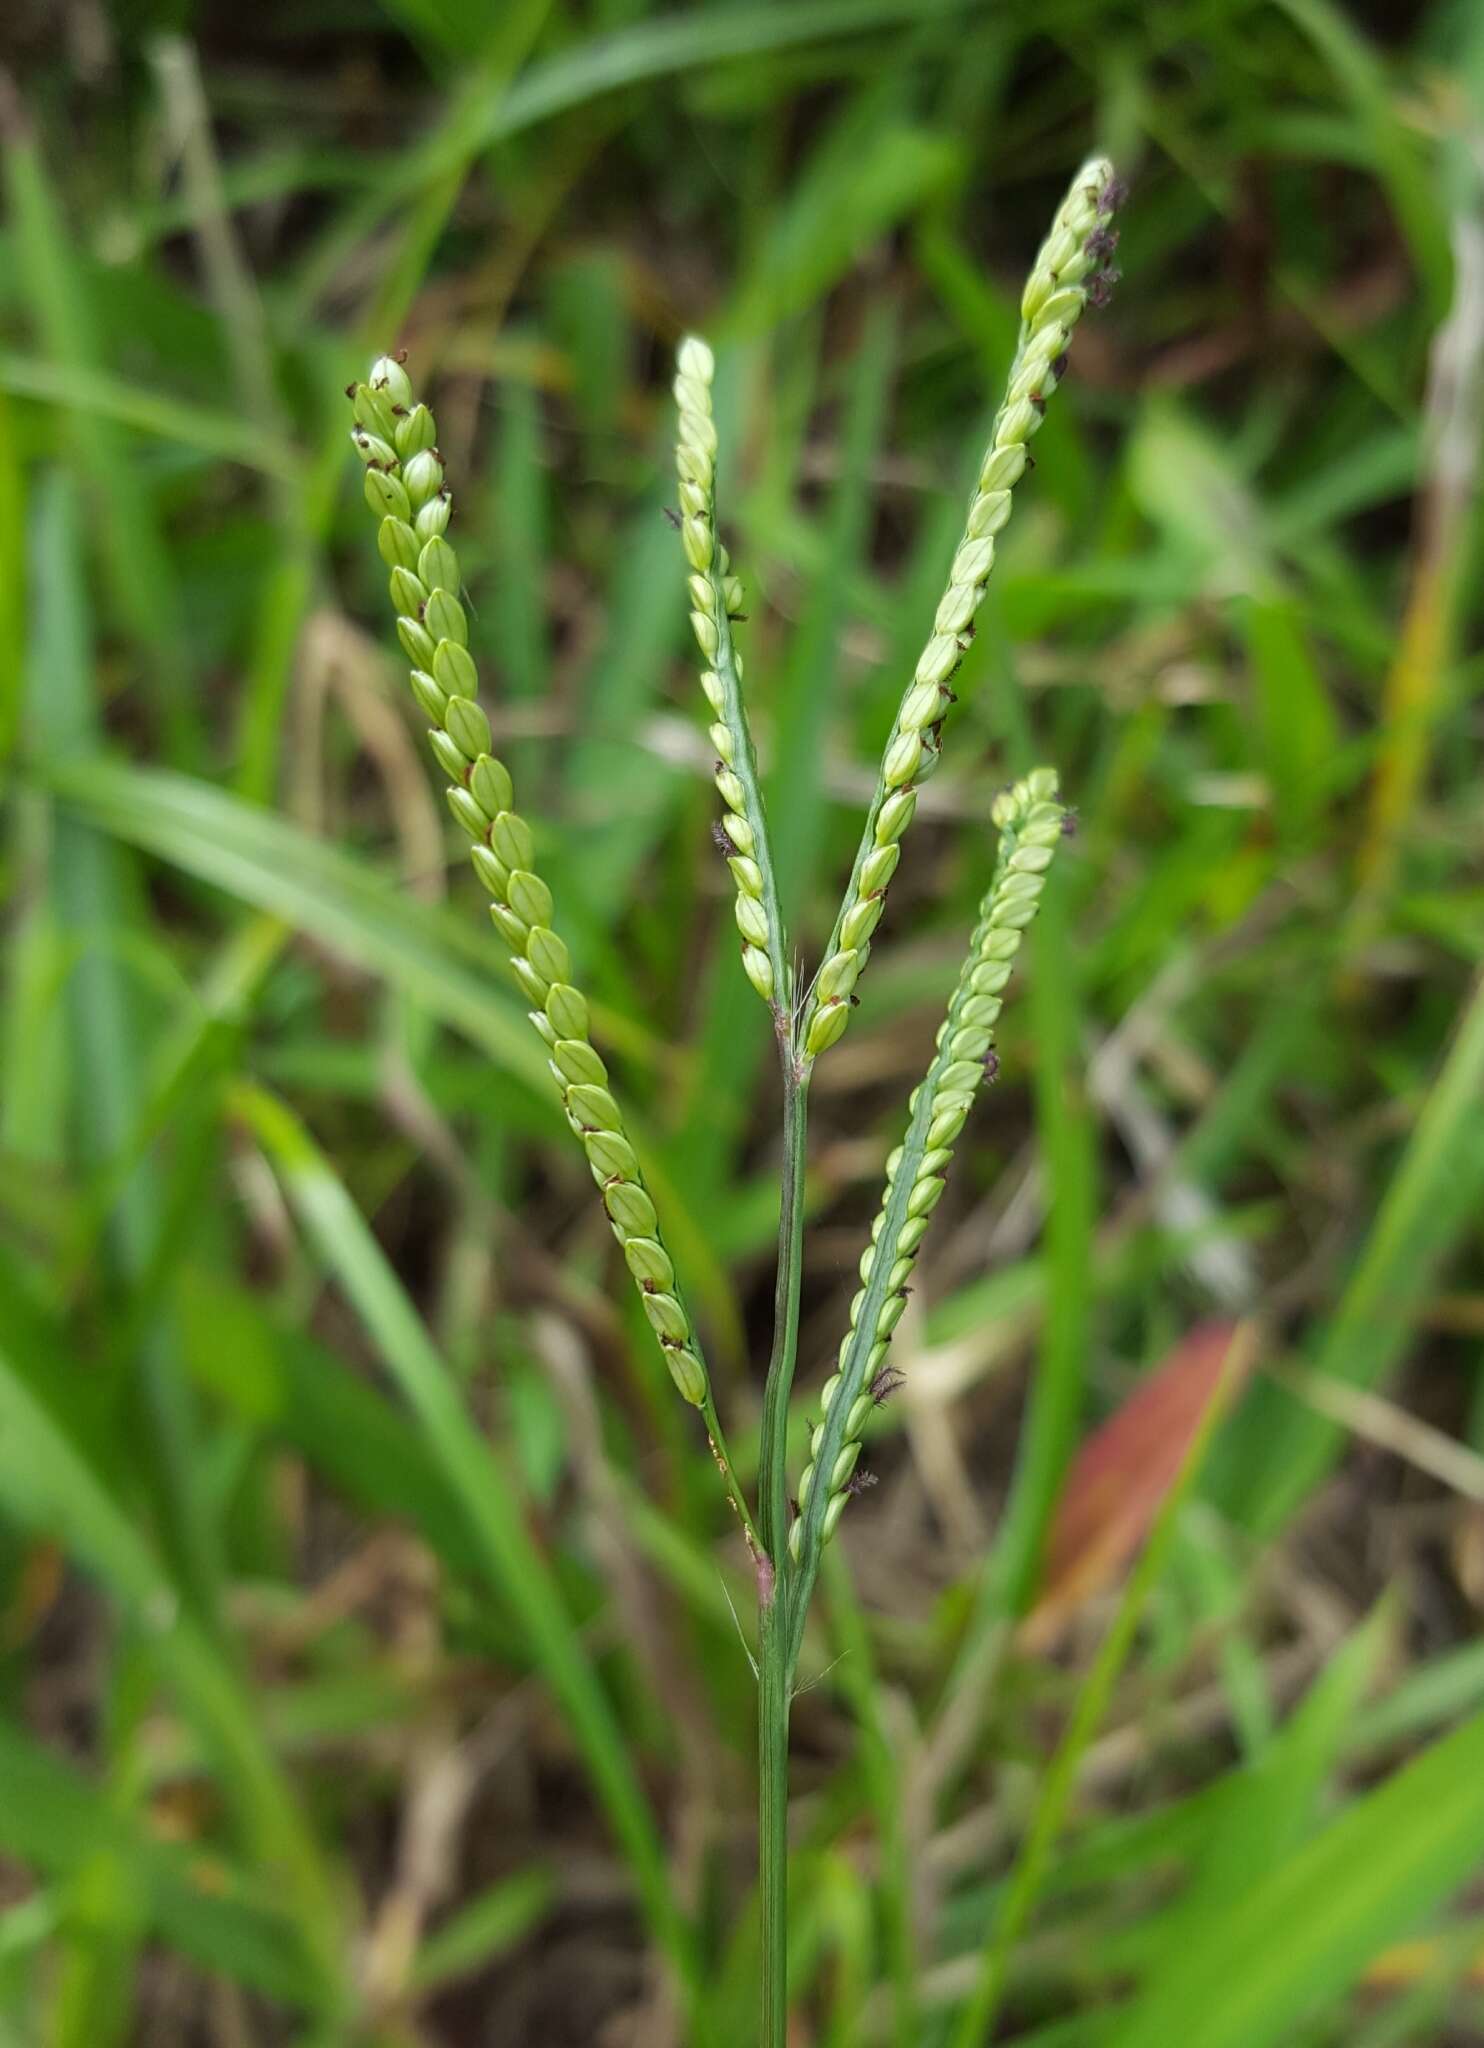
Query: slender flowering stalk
[[349, 154, 1119, 2047], [799, 157, 1119, 1063], [673, 337, 790, 1015], [786, 770, 1066, 1661], [346, 353, 760, 1557]]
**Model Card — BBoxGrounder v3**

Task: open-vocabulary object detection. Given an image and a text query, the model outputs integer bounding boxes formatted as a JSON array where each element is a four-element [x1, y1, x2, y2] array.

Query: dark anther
[[391, 402, 408, 415], [714, 759, 726, 777], [711, 821, 737, 857], [393, 347, 409, 364], [344, 382, 358, 400], [661, 505, 682, 530], [729, 610, 748, 622], [870, 1365, 906, 1404], [1050, 351, 1070, 382], [417, 601, 427, 619], [849, 994, 861, 1007], [983, 1048, 1001, 1085], [1029, 392, 1046, 416], [431, 446, 443, 463]]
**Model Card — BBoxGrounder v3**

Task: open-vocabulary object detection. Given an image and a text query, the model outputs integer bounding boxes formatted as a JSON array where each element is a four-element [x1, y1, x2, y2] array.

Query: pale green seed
[[876, 1293, 908, 1337], [642, 1292, 689, 1344], [607, 1181, 659, 1238], [418, 536, 459, 592], [444, 696, 491, 762], [429, 729, 468, 782], [567, 1082, 619, 1132], [875, 789, 916, 844], [469, 756, 513, 819], [397, 615, 435, 666], [369, 355, 412, 406], [470, 844, 509, 898], [511, 957, 548, 1004], [624, 1237, 675, 1290], [415, 494, 451, 540], [817, 948, 859, 1003], [409, 668, 447, 721], [526, 925, 569, 985], [830, 1441, 861, 1492], [364, 468, 411, 521], [882, 730, 922, 789], [666, 1347, 707, 1407], [554, 1038, 607, 1088], [402, 449, 444, 509], [378, 516, 420, 571], [490, 812, 534, 870], [353, 383, 397, 439], [860, 843, 900, 893], [395, 402, 436, 456], [507, 871, 553, 926], [586, 1130, 637, 1179], [432, 639, 477, 698], [840, 896, 883, 949], [425, 588, 466, 646], [447, 787, 488, 840], [490, 903, 528, 950], [806, 1001, 849, 1057], [389, 565, 425, 614], [741, 946, 775, 1001], [545, 984, 589, 1041]]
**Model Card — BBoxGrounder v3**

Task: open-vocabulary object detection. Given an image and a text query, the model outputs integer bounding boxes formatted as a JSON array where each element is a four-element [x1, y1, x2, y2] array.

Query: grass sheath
[[346, 154, 1118, 2045]]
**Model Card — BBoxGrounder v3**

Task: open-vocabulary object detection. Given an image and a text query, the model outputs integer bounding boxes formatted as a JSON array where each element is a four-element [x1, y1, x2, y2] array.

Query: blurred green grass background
[[3, 0, 1484, 2041]]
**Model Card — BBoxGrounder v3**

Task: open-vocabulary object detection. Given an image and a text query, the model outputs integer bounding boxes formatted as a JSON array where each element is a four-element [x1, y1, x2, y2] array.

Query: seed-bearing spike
[[799, 159, 1117, 1066], [344, 356, 760, 1536], [785, 769, 1067, 1648], [672, 335, 788, 1017]]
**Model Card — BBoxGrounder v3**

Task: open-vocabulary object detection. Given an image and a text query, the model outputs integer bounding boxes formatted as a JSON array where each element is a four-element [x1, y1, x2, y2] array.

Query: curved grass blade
[[234, 1080, 699, 1998]]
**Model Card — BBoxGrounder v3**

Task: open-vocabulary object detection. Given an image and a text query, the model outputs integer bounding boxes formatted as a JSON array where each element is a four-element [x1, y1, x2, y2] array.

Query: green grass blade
[[1218, 973, 1484, 1533], [34, 755, 550, 1090], [1103, 1701, 1484, 2048], [234, 1081, 698, 1994], [0, 353, 300, 478], [0, 1724, 317, 2005], [0, 1324, 343, 2013], [948, 1343, 1242, 2048]]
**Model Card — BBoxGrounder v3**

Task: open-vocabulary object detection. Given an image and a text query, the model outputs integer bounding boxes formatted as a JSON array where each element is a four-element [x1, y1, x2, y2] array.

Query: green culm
[[346, 152, 1121, 2048]]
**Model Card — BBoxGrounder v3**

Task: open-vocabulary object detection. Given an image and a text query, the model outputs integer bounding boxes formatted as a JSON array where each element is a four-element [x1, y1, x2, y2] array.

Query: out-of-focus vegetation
[[2, 1, 1484, 2042]]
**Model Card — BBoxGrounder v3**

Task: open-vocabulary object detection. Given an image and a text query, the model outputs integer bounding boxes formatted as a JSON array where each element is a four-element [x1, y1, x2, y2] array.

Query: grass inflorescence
[[349, 158, 1120, 2045]]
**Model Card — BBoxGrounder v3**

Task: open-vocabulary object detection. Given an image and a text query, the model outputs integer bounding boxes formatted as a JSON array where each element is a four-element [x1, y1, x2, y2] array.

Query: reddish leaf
[[1021, 1320, 1255, 1651]]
